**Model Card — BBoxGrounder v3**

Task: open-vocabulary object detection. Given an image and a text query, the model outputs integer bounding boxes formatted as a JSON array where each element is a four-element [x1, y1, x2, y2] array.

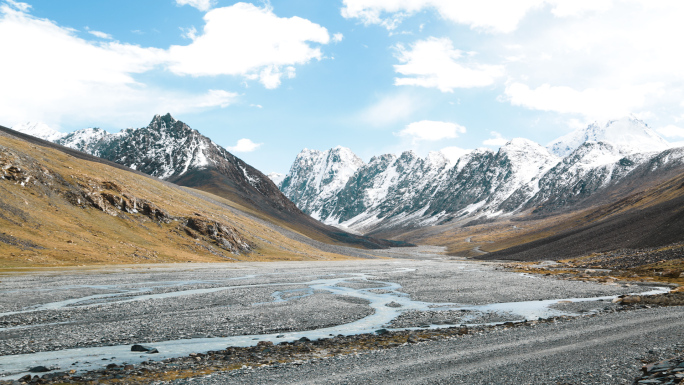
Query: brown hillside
[[0, 131, 364, 268]]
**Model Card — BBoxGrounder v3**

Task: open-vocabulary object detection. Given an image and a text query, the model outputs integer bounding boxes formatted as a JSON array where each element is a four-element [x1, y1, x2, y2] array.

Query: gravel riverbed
[[0, 252, 680, 384]]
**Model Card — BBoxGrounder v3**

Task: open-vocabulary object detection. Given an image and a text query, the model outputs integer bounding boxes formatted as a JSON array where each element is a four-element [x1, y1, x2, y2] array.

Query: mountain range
[[275, 117, 684, 235], [0, 126, 368, 267], [9, 114, 406, 250], [8, 114, 684, 265]]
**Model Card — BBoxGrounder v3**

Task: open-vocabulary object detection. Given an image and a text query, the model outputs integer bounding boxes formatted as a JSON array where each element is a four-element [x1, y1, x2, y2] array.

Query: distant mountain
[[280, 146, 364, 221], [11, 122, 66, 142], [277, 117, 683, 234], [0, 124, 389, 266], [13, 114, 407, 249], [547, 116, 670, 157], [480, 166, 684, 262]]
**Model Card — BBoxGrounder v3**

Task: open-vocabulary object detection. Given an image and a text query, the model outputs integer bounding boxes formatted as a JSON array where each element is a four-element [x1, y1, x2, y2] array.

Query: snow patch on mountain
[[58, 128, 111, 154], [12, 122, 66, 142], [548, 116, 671, 157]]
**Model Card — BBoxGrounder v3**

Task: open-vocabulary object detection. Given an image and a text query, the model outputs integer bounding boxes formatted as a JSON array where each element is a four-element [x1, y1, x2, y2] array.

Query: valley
[[4, 2, 684, 384], [3, 116, 684, 384], [1, 251, 681, 384]]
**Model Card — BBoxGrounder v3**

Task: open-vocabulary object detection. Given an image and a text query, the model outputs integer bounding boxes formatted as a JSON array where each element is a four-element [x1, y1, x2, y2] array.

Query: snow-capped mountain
[[280, 146, 364, 221], [11, 122, 66, 142], [14, 113, 294, 215], [11, 114, 405, 249], [278, 118, 683, 233], [547, 116, 670, 157]]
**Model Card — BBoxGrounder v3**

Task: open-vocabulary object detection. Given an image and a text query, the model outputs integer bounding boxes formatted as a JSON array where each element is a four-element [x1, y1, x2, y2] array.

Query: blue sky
[[3, 0, 684, 174]]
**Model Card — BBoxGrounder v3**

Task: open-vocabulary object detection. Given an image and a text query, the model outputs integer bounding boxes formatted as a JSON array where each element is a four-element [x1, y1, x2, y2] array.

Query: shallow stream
[[0, 268, 669, 380]]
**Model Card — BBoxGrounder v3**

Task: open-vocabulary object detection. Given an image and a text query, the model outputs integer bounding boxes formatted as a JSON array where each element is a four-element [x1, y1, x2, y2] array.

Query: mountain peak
[[149, 113, 179, 130], [548, 117, 671, 157]]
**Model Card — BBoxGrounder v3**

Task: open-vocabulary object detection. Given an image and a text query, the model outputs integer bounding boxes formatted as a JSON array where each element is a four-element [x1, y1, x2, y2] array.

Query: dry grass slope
[[0, 133, 354, 268]]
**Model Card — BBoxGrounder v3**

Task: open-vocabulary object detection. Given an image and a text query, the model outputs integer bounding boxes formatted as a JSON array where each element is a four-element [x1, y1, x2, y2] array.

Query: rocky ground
[[503, 242, 684, 286], [634, 355, 684, 384], [0, 255, 681, 384]]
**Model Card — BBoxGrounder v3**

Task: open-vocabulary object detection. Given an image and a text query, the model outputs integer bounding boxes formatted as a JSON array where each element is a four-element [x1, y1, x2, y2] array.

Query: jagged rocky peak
[[279, 146, 365, 218], [425, 151, 448, 167], [500, 138, 558, 168], [548, 116, 671, 157], [59, 128, 111, 153], [149, 113, 178, 130], [11, 122, 66, 142]]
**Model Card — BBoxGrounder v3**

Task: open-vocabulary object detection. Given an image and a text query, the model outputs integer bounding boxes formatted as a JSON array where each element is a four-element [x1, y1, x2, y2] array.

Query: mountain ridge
[[11, 114, 408, 250], [277, 117, 683, 234]]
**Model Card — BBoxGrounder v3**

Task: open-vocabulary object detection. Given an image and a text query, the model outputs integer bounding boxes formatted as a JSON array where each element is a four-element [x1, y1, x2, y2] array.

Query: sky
[[3, 0, 684, 175]]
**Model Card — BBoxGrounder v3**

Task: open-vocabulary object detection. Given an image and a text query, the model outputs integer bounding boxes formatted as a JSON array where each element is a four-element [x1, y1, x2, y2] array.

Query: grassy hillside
[[0, 132, 356, 268]]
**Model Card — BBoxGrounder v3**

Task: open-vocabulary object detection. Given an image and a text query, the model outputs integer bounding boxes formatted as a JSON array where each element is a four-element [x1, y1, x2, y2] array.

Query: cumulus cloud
[[397, 120, 466, 143], [332, 32, 344, 43], [227, 138, 263, 153], [176, 0, 216, 12], [167, 3, 330, 88], [346, 1, 684, 123], [0, 2, 329, 127], [482, 131, 508, 146], [504, 83, 661, 120], [394, 37, 503, 92], [657, 125, 684, 139], [5, 0, 29, 12]]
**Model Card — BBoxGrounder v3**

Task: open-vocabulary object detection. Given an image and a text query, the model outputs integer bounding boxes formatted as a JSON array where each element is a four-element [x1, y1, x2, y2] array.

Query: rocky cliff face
[[278, 118, 684, 233]]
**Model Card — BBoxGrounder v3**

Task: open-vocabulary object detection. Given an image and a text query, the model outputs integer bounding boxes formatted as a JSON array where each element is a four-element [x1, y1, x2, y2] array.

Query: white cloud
[[5, 0, 29, 12], [657, 125, 684, 139], [167, 3, 330, 89], [359, 93, 424, 127], [179, 26, 197, 40], [547, 0, 613, 17], [394, 37, 503, 92], [504, 83, 662, 120], [87, 30, 112, 39], [176, 0, 216, 12], [345, 1, 684, 123], [397, 120, 466, 143], [498, 2, 684, 120], [482, 131, 508, 146], [0, 4, 236, 128], [227, 138, 263, 153], [332, 32, 344, 43], [0, 2, 330, 128]]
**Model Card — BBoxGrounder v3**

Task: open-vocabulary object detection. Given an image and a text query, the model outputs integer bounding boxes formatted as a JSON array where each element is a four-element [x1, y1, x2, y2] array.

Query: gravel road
[[171, 307, 684, 385]]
